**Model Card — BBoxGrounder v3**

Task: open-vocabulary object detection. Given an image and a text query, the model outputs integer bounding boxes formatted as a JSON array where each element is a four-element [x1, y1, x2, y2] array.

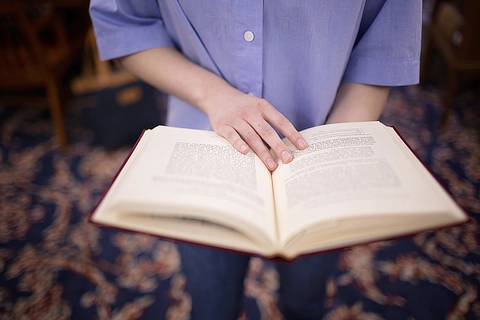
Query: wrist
[[196, 80, 243, 116]]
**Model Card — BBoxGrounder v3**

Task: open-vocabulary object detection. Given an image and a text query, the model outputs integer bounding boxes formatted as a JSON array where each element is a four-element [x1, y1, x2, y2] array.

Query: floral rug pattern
[[0, 85, 479, 319]]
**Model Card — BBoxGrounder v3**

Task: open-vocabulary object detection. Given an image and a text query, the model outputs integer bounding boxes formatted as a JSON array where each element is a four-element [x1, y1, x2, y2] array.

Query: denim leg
[[177, 242, 251, 320], [277, 251, 340, 320]]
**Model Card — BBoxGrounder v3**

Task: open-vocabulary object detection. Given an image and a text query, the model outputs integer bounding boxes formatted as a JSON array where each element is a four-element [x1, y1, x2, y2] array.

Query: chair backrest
[[433, 0, 480, 61], [456, 0, 480, 60], [0, 2, 69, 88]]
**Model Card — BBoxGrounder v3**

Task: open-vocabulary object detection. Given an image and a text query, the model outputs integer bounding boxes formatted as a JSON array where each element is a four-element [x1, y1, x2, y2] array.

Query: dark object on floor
[[81, 80, 166, 149]]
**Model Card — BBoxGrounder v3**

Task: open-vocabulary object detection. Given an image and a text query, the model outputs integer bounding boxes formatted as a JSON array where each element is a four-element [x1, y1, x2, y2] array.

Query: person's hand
[[118, 47, 307, 170], [200, 88, 308, 171]]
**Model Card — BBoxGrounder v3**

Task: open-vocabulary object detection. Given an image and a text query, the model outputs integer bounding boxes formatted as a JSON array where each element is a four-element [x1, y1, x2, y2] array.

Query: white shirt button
[[243, 31, 255, 42]]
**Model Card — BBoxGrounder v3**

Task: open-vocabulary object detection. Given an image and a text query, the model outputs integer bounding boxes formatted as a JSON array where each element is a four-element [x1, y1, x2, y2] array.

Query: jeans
[[177, 242, 340, 320]]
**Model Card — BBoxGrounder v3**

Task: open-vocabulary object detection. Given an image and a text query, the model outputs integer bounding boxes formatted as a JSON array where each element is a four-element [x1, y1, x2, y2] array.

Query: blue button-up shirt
[[90, 0, 421, 131]]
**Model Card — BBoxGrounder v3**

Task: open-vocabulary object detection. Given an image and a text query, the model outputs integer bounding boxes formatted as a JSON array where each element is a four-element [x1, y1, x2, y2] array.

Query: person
[[89, 1, 422, 318]]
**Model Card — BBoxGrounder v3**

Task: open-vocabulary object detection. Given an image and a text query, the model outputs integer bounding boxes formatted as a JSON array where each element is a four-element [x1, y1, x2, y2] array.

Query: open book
[[89, 121, 468, 260]]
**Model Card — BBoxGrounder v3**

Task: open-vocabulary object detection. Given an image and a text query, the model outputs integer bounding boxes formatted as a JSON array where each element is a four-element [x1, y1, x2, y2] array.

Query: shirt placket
[[234, 0, 263, 97]]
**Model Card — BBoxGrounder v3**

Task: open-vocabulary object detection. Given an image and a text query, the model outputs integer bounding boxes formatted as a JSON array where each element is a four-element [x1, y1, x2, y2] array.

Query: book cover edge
[[88, 128, 148, 224]]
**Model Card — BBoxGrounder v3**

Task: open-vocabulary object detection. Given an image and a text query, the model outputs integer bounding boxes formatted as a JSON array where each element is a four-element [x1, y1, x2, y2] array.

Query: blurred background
[[0, 0, 479, 319], [0, 0, 478, 150]]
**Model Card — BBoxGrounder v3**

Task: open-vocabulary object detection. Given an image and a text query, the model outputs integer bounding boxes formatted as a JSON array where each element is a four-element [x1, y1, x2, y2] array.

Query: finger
[[235, 123, 279, 171], [215, 124, 250, 154], [250, 119, 294, 164], [262, 106, 308, 151]]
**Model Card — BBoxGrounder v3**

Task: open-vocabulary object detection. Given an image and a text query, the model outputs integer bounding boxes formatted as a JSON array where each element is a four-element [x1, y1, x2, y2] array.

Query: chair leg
[[420, 31, 434, 86], [45, 79, 68, 149], [440, 70, 459, 128]]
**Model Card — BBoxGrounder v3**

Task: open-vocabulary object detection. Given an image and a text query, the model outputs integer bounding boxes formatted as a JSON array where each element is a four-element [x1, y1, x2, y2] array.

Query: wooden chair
[[0, 1, 87, 149], [421, 0, 480, 127], [70, 27, 138, 96]]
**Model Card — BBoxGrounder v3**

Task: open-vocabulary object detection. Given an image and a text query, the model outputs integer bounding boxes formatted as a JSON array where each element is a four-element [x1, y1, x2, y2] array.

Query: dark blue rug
[[0, 85, 479, 319]]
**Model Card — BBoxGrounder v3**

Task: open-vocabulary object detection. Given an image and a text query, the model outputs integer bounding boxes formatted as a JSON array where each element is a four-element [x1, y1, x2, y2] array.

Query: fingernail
[[297, 138, 308, 149], [267, 158, 277, 169], [281, 150, 293, 163], [240, 144, 248, 153]]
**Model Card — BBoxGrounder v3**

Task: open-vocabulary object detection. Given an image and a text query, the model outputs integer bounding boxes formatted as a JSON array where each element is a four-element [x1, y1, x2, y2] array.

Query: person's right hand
[[200, 87, 308, 171]]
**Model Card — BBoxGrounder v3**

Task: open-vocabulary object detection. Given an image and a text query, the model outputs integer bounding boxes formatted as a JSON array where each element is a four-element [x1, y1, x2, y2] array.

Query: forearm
[[118, 47, 307, 171], [326, 82, 390, 123], [119, 47, 238, 113]]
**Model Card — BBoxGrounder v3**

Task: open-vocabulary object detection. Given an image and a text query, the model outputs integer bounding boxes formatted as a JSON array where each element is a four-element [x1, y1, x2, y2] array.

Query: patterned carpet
[[0, 84, 479, 319]]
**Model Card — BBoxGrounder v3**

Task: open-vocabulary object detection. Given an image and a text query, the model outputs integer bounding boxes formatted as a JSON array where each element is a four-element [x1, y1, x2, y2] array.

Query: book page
[[272, 121, 466, 254], [94, 125, 277, 254]]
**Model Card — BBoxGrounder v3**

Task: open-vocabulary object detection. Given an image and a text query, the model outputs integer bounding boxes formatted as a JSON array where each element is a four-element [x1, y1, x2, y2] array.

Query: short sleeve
[[89, 0, 176, 61], [343, 0, 422, 86]]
